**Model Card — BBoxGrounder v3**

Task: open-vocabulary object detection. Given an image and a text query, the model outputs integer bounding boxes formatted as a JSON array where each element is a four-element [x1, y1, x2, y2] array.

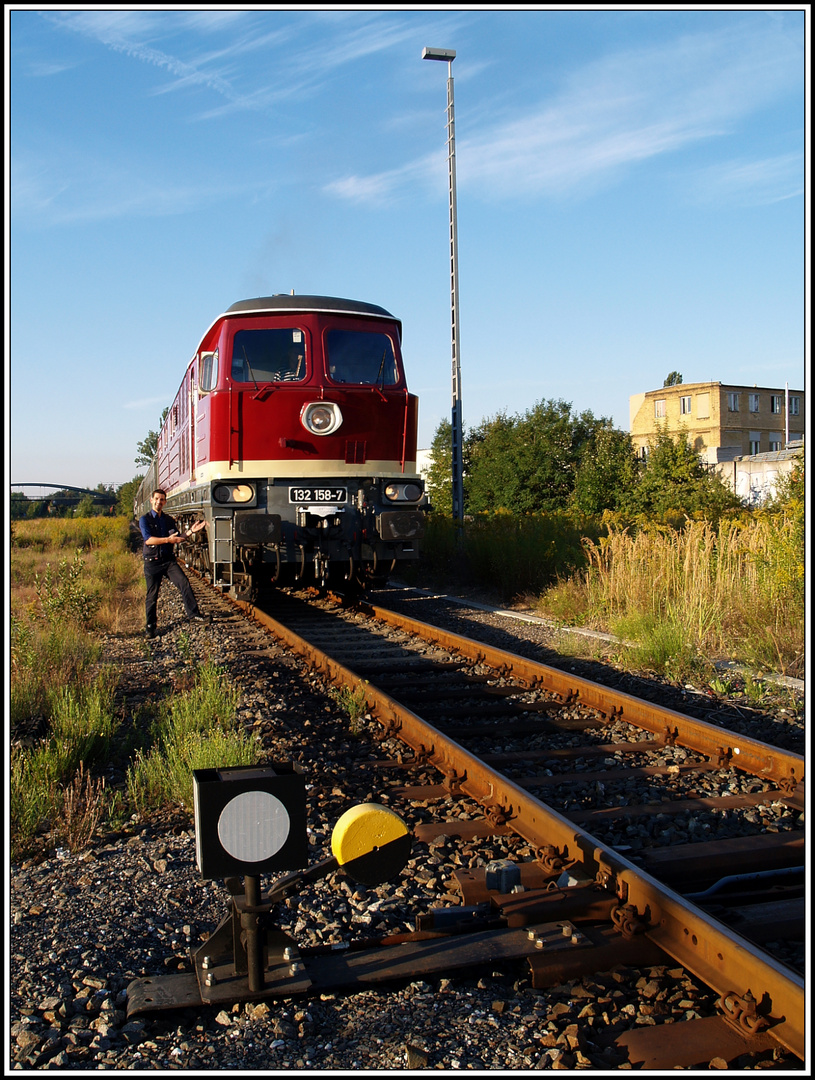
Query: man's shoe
[[145, 626, 157, 639]]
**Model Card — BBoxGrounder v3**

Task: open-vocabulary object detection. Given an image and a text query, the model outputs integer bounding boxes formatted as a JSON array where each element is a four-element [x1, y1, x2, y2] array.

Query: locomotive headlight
[[383, 482, 423, 502], [213, 483, 255, 504], [301, 402, 342, 436]]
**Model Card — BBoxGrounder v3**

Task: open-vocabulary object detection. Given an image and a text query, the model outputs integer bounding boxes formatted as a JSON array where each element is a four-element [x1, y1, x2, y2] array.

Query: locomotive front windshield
[[326, 330, 399, 386], [231, 328, 306, 383]]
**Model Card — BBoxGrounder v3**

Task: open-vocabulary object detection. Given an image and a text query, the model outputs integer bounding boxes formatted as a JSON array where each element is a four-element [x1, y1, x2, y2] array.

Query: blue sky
[[7, 7, 807, 491]]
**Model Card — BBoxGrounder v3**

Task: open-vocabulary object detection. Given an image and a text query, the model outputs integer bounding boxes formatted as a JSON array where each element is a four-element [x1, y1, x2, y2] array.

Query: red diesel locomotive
[[135, 294, 426, 597]]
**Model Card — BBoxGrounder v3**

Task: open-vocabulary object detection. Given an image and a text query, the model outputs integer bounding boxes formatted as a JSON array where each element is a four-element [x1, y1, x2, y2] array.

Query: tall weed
[[49, 672, 122, 772], [537, 515, 804, 677], [10, 749, 61, 857], [416, 510, 599, 601], [35, 551, 100, 627], [13, 516, 131, 552], [9, 674, 120, 857], [127, 662, 256, 814], [10, 615, 102, 726]]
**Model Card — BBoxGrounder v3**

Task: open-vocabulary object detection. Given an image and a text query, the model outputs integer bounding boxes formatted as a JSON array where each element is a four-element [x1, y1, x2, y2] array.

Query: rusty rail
[[366, 601, 804, 792], [233, 594, 804, 1061]]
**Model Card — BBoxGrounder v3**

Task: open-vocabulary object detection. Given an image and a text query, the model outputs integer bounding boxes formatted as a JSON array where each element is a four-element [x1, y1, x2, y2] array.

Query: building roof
[[732, 445, 804, 464], [636, 380, 804, 396]]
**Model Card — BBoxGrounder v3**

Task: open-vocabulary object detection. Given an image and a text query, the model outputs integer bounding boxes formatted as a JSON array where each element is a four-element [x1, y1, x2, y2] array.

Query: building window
[[680, 396, 691, 415], [654, 399, 666, 418], [789, 396, 800, 415], [749, 432, 761, 455], [748, 393, 760, 413], [770, 395, 782, 414], [727, 392, 740, 412], [769, 436, 782, 452]]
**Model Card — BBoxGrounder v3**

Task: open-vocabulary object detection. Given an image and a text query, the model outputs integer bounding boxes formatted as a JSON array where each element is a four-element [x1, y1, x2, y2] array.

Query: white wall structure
[[715, 443, 803, 506]]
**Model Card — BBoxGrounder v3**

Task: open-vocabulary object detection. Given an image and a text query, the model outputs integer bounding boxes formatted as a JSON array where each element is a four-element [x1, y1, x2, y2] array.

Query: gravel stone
[[9, 577, 804, 1071]]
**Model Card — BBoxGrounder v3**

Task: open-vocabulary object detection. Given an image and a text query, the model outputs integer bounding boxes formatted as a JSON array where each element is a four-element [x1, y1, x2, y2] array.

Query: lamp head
[[422, 47, 456, 62]]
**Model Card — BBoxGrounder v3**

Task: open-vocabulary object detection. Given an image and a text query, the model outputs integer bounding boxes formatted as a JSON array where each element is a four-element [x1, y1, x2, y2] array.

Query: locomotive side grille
[[345, 440, 367, 464]]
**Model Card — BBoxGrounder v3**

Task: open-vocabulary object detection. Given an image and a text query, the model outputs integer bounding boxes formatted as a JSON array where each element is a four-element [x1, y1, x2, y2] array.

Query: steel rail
[[366, 601, 804, 791], [236, 595, 804, 1060]]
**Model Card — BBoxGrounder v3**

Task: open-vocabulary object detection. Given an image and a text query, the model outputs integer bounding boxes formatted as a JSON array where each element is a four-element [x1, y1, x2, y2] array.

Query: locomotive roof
[[224, 295, 397, 321]]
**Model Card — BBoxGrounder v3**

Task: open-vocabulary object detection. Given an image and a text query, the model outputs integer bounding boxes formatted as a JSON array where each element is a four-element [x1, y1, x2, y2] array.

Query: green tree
[[571, 424, 639, 514], [466, 399, 606, 514], [116, 476, 145, 517], [10, 492, 31, 519], [75, 493, 99, 518], [663, 371, 683, 386], [425, 418, 454, 516], [625, 427, 741, 519], [767, 450, 805, 511], [25, 499, 49, 519], [135, 407, 169, 467]]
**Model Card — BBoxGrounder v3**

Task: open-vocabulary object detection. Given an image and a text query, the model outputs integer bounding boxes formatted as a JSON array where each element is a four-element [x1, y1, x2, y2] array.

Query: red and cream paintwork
[[135, 295, 426, 596]]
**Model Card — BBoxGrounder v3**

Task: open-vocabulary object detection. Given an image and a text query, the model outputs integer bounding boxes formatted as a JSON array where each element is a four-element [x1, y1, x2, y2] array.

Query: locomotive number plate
[[288, 487, 347, 503]]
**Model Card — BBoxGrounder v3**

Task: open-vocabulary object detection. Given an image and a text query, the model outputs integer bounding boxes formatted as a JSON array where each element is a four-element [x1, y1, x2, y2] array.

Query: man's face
[[151, 492, 167, 513]]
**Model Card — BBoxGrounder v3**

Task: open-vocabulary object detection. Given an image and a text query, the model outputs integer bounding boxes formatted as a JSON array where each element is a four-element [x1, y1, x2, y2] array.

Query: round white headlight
[[301, 402, 342, 436]]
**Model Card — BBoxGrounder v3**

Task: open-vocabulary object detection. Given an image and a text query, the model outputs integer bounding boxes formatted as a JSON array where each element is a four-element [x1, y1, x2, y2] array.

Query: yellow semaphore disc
[[331, 803, 411, 885]]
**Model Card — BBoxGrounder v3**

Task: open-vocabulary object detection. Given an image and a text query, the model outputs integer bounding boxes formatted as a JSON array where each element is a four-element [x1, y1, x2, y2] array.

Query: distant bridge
[[11, 483, 117, 506]]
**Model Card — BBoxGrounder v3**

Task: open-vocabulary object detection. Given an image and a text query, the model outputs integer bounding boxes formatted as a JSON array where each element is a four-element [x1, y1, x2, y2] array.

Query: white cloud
[[324, 152, 444, 206], [39, 10, 434, 119], [328, 18, 803, 206], [11, 146, 279, 226], [691, 153, 803, 206]]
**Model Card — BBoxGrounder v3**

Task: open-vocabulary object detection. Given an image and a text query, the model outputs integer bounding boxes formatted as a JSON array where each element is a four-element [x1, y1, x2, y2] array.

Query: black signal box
[[193, 763, 307, 880]]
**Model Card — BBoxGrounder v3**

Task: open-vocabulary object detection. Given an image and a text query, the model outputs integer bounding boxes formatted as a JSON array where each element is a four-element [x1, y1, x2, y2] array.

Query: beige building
[[629, 381, 805, 466]]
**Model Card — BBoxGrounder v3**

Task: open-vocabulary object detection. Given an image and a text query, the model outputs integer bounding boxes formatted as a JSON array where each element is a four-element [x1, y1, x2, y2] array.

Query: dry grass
[[57, 763, 107, 853], [535, 515, 804, 678]]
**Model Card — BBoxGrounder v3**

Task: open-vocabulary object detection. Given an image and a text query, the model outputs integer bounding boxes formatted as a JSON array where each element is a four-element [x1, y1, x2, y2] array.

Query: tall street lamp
[[422, 46, 464, 524]]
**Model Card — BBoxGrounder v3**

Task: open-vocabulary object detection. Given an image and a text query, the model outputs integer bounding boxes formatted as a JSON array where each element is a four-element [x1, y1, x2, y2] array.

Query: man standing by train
[[139, 488, 208, 638]]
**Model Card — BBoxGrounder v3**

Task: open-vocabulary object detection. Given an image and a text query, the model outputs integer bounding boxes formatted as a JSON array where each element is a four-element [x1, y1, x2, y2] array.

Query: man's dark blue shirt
[[139, 509, 179, 565]]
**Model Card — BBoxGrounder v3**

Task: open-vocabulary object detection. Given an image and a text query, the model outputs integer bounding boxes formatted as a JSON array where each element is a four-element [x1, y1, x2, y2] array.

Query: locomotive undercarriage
[[171, 478, 424, 600]]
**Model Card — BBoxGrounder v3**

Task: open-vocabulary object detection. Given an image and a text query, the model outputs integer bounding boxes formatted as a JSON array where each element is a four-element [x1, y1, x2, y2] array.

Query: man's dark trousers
[[145, 561, 200, 629]]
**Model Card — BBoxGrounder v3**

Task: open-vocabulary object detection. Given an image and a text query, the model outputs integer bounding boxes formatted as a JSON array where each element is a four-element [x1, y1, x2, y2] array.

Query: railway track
[[220, 585, 806, 1069]]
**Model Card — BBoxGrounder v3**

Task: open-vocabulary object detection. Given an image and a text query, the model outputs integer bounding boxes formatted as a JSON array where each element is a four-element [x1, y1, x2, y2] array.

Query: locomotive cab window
[[199, 349, 219, 392], [326, 330, 399, 386], [231, 328, 306, 384]]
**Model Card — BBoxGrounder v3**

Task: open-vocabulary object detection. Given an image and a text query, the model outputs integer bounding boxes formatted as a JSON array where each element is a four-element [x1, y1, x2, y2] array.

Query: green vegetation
[[536, 513, 804, 679], [421, 410, 803, 682], [9, 518, 256, 861], [425, 400, 740, 521], [10, 673, 121, 858], [127, 663, 256, 815], [329, 684, 370, 733], [135, 406, 169, 467], [623, 427, 741, 520], [413, 511, 600, 601]]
